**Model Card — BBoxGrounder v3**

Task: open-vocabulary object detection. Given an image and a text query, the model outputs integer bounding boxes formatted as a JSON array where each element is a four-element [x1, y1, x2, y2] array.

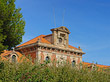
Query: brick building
[[1, 26, 110, 68], [16, 26, 85, 65]]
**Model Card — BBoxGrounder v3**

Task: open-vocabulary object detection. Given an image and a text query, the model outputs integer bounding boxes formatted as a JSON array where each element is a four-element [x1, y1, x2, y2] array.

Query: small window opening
[[12, 55, 16, 62], [46, 56, 50, 61], [72, 60, 75, 67]]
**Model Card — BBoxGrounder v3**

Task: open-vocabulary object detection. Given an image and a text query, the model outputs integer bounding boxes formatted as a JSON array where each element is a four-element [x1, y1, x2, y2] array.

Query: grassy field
[[0, 59, 110, 82]]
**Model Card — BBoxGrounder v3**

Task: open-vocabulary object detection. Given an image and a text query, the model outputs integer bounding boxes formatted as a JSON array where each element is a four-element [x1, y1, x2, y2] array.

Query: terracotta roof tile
[[83, 62, 110, 68], [1, 50, 12, 56], [96, 64, 110, 68], [0, 50, 30, 63], [41, 37, 51, 44], [17, 34, 78, 50], [68, 45, 78, 50], [17, 35, 51, 47]]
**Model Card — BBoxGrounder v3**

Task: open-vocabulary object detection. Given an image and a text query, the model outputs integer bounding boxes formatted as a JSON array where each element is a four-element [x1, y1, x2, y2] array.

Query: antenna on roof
[[53, 8, 56, 28], [62, 9, 65, 26]]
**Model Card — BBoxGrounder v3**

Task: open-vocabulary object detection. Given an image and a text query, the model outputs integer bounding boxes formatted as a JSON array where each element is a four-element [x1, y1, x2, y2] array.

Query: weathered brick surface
[[40, 52, 44, 63], [16, 26, 84, 65]]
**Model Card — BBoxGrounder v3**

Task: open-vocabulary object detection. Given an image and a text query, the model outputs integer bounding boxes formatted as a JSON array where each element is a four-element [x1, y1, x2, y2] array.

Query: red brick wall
[[30, 52, 36, 62], [77, 57, 80, 64], [19, 47, 36, 63], [67, 56, 71, 64], [51, 54, 57, 62], [40, 52, 44, 64]]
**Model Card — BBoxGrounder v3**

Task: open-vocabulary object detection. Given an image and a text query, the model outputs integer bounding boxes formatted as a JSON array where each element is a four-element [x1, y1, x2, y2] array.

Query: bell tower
[[51, 26, 70, 48]]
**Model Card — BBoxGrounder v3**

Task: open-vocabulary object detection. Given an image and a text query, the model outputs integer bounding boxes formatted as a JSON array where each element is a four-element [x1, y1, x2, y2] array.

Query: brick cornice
[[16, 42, 85, 55]]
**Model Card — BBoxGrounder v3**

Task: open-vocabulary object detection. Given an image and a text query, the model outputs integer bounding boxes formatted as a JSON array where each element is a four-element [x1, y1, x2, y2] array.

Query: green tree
[[0, 0, 25, 53]]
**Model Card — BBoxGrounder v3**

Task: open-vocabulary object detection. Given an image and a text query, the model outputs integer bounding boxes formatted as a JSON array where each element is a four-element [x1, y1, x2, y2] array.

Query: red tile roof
[[82, 62, 110, 68], [0, 50, 30, 63], [17, 35, 51, 47], [17, 34, 78, 50], [1, 50, 12, 56], [68, 45, 78, 50]]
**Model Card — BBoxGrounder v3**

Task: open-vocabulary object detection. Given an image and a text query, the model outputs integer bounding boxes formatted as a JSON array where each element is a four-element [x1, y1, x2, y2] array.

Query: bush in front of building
[[0, 59, 110, 82]]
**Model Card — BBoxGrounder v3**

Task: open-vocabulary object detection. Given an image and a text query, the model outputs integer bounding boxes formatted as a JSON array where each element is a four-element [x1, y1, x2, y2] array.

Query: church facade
[[16, 26, 85, 65]]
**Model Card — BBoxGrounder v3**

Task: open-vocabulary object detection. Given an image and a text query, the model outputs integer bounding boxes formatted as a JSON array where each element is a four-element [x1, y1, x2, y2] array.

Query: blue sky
[[15, 0, 110, 65]]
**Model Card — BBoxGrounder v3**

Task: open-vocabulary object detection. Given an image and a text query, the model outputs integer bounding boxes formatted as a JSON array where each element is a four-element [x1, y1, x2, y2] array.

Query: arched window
[[12, 55, 16, 62], [46, 56, 50, 61], [72, 60, 75, 67]]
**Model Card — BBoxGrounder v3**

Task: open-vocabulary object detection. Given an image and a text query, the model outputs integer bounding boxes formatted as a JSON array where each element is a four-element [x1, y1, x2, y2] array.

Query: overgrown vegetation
[[0, 59, 110, 82]]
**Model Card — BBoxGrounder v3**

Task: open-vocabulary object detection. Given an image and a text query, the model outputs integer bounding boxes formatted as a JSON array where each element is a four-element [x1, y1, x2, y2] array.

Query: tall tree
[[0, 0, 25, 53]]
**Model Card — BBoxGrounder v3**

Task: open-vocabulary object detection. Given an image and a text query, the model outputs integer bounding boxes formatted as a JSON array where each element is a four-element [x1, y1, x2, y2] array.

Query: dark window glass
[[46, 56, 50, 61], [72, 60, 75, 67], [12, 55, 16, 62]]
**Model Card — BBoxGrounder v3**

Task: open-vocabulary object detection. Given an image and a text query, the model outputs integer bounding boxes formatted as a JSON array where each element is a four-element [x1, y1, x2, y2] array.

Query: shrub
[[0, 59, 110, 82]]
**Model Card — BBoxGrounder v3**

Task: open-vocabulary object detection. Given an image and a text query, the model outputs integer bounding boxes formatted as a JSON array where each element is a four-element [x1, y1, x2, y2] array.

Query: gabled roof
[[17, 34, 78, 50]]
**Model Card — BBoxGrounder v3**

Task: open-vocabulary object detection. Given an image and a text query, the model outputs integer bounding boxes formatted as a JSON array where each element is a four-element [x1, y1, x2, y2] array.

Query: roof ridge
[[43, 34, 52, 38], [23, 34, 45, 43]]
